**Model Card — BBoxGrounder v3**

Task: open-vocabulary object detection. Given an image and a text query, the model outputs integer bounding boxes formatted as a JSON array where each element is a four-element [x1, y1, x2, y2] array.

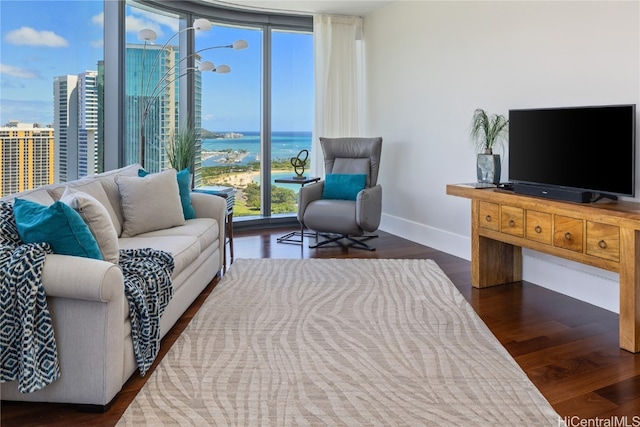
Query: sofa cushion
[[90, 163, 142, 237], [116, 169, 185, 238], [138, 218, 218, 253], [0, 188, 56, 205], [13, 198, 103, 260], [50, 179, 121, 235], [60, 187, 120, 264], [118, 235, 200, 283], [138, 168, 196, 220]]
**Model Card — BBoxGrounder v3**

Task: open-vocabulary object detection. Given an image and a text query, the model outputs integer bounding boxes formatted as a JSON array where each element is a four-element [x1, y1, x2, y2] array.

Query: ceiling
[[204, 1, 394, 16]]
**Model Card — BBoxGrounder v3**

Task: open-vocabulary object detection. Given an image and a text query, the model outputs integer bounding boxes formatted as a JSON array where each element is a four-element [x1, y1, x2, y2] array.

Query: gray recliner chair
[[298, 137, 383, 250]]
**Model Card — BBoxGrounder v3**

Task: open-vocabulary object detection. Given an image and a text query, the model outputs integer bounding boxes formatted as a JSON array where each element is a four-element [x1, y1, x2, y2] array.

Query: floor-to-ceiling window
[[125, 1, 314, 221], [269, 30, 314, 215], [197, 23, 263, 217], [197, 25, 313, 219]]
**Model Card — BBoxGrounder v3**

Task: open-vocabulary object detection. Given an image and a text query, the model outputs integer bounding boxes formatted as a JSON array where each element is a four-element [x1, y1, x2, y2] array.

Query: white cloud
[[126, 14, 163, 40], [92, 12, 104, 28], [4, 27, 68, 48], [133, 9, 179, 33], [0, 64, 39, 79]]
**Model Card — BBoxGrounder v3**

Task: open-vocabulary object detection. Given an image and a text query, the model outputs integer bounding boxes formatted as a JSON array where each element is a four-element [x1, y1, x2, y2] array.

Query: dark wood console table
[[447, 184, 640, 353]]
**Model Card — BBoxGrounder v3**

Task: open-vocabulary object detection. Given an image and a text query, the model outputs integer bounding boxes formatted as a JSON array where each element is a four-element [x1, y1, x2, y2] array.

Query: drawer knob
[[485, 215, 492, 222], [509, 219, 515, 227], [598, 240, 607, 249], [564, 232, 572, 241], [535, 225, 542, 234]]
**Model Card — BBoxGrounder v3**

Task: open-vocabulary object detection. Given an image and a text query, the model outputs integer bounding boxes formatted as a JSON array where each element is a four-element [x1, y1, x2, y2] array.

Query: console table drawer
[[586, 222, 620, 261], [501, 205, 524, 237], [554, 215, 583, 252], [526, 210, 552, 244], [479, 201, 500, 231]]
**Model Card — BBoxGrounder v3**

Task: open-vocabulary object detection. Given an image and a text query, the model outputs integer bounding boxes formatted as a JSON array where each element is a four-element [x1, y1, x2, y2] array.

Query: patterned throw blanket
[[0, 201, 174, 392], [120, 248, 174, 376]]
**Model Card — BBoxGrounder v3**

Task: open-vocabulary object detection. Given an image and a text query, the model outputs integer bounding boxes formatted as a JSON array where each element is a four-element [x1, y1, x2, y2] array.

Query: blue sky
[[0, 0, 314, 131]]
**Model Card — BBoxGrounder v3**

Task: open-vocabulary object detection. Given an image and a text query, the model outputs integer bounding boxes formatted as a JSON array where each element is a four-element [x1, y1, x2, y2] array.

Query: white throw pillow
[[116, 169, 185, 238], [60, 187, 120, 264], [51, 179, 121, 234]]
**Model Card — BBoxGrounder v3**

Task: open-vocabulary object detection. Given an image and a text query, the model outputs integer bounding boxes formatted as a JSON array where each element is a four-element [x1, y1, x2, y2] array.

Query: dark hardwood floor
[[2, 227, 639, 426]]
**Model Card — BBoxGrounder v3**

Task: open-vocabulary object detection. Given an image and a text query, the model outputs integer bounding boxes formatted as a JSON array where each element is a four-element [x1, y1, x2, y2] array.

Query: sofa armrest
[[190, 191, 227, 221], [298, 181, 324, 224], [0, 254, 127, 406], [190, 191, 227, 268], [41, 254, 124, 302]]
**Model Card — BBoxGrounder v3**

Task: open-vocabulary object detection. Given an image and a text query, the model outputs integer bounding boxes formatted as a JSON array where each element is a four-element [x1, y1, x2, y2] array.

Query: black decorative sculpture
[[290, 149, 309, 179]]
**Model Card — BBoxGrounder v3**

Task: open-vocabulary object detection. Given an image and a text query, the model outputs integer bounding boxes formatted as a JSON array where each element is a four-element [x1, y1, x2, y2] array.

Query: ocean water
[[201, 131, 313, 191], [201, 131, 312, 167]]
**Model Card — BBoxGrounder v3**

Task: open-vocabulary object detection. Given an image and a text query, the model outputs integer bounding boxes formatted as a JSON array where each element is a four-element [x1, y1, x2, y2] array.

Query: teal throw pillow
[[138, 168, 195, 220], [176, 168, 196, 220], [13, 198, 103, 260], [321, 174, 367, 201]]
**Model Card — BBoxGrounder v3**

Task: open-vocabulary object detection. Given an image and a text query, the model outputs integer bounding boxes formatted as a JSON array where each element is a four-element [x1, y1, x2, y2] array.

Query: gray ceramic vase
[[477, 153, 501, 184]]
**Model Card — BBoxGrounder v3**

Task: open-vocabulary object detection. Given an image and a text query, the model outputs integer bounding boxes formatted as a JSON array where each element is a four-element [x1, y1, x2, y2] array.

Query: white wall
[[364, 1, 639, 313]]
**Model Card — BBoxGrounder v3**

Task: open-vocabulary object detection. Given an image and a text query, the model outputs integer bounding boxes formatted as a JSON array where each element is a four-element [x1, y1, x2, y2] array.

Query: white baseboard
[[380, 213, 471, 260], [380, 213, 620, 314]]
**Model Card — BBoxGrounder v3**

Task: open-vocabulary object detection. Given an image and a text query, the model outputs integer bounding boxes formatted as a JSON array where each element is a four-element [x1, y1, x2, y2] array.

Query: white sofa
[[0, 163, 226, 410]]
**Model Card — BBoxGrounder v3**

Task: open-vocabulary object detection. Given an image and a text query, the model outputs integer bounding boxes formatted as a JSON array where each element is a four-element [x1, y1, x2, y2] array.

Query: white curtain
[[312, 14, 365, 177]]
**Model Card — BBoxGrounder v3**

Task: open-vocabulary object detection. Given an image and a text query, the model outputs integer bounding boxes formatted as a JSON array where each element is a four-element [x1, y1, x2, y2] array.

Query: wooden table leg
[[619, 228, 640, 352], [471, 200, 522, 288]]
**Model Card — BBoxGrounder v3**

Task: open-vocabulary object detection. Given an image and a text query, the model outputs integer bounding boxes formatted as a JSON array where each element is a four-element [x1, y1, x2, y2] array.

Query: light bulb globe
[[199, 61, 215, 72], [193, 18, 212, 31], [232, 40, 248, 50], [138, 29, 157, 42]]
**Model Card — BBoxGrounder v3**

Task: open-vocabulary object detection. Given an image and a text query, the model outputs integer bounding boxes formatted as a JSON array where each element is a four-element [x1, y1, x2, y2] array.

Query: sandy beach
[[208, 170, 260, 188], [205, 169, 294, 188]]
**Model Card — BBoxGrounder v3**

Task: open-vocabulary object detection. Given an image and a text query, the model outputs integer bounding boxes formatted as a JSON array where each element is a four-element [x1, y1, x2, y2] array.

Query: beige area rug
[[117, 258, 561, 426]]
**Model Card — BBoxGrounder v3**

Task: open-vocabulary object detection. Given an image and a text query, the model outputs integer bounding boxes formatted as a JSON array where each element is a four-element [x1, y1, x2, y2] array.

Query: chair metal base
[[309, 233, 378, 251]]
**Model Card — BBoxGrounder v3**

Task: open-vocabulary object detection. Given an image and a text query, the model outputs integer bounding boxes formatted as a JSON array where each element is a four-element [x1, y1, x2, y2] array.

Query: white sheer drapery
[[312, 14, 364, 176]]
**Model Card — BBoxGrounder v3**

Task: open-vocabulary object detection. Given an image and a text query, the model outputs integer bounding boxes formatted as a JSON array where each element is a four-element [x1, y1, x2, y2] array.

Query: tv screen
[[508, 104, 636, 199]]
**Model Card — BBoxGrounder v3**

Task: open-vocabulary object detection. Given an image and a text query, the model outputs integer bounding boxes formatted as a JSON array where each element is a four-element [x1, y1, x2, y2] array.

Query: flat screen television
[[508, 104, 636, 202]]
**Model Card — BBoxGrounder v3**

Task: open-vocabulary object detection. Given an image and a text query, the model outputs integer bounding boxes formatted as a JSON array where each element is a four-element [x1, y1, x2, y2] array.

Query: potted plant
[[470, 108, 508, 184], [166, 126, 197, 173]]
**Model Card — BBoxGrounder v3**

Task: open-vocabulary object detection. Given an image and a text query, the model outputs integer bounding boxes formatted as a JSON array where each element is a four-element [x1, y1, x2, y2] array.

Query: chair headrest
[[320, 137, 383, 187]]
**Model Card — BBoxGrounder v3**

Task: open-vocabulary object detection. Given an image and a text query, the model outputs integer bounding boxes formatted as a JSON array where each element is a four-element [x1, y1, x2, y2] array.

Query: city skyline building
[[0, 123, 55, 196], [77, 71, 99, 178], [125, 44, 203, 176], [53, 71, 100, 183], [53, 74, 78, 183]]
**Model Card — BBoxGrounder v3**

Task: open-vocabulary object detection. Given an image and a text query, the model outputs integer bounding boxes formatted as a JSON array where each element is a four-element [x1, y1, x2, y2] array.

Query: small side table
[[274, 176, 320, 245], [193, 186, 236, 272]]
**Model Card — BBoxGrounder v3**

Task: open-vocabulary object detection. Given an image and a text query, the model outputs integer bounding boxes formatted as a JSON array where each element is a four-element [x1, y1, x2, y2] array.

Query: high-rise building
[[0, 123, 55, 196], [54, 75, 78, 183], [125, 44, 203, 175], [54, 71, 99, 183], [78, 71, 99, 178]]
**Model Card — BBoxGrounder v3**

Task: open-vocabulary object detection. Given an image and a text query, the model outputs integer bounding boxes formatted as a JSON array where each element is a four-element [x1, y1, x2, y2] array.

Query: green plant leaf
[[469, 108, 509, 153], [166, 126, 197, 171]]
